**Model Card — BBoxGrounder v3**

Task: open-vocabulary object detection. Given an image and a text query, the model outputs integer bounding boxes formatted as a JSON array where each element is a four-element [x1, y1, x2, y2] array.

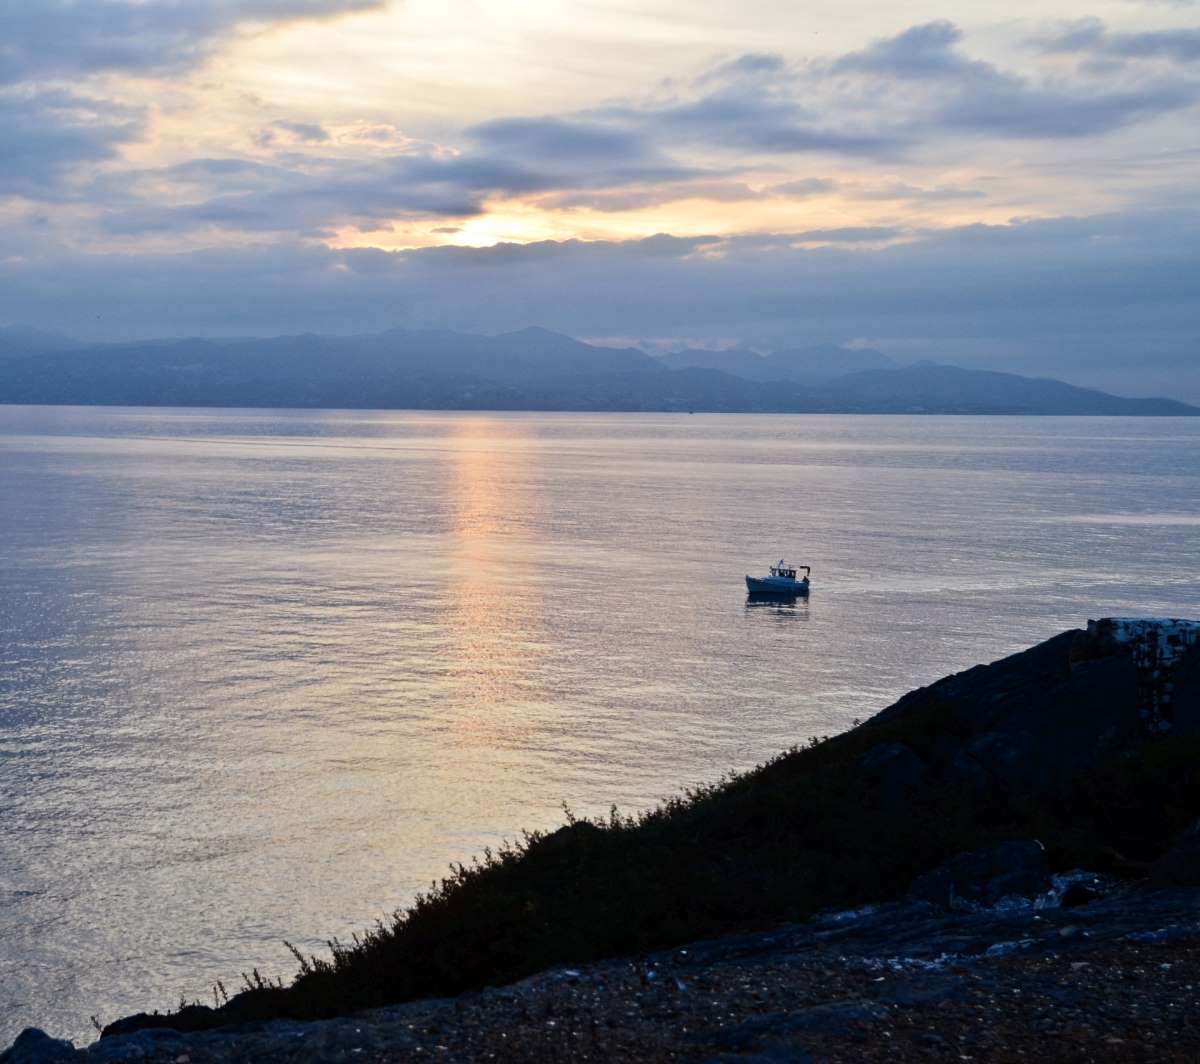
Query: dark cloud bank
[[0, 1, 384, 85], [3, 208, 1197, 401]]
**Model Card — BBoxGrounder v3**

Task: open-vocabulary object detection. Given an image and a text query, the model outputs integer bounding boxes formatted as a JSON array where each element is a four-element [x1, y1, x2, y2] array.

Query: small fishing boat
[[746, 560, 811, 596]]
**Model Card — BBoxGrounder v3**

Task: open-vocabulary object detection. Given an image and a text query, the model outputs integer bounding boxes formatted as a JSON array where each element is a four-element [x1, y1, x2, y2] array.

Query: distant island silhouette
[[0, 324, 1194, 415]]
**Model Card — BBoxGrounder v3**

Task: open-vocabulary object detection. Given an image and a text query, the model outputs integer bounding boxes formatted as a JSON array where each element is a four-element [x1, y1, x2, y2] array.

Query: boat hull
[[746, 575, 810, 596]]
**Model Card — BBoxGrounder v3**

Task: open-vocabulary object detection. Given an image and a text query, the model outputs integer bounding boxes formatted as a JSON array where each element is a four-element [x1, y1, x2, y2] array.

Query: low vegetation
[[130, 701, 1200, 1033]]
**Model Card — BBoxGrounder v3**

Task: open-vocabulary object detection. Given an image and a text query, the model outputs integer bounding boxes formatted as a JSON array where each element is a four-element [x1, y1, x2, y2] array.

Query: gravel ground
[[393, 938, 1198, 1063], [9, 887, 1199, 1063]]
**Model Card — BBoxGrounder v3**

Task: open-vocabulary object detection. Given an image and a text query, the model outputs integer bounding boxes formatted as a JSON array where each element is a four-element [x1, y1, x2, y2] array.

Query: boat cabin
[[769, 561, 810, 581]]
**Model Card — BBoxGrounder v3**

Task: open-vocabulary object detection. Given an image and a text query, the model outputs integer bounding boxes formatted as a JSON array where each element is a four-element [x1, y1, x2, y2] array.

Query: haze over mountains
[[0, 326, 83, 359], [0, 325, 1193, 416], [655, 344, 897, 385]]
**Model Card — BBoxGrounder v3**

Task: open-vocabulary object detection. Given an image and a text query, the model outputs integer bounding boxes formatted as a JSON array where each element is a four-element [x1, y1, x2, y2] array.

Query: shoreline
[[6, 616, 1199, 1061]]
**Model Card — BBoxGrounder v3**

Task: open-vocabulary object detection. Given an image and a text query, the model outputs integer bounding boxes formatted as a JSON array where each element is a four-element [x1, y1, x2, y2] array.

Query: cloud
[[1038, 18, 1200, 63], [936, 81, 1197, 138], [91, 114, 718, 237], [789, 226, 905, 243], [829, 21, 1200, 140], [0, 87, 143, 194], [0, 1, 385, 85], [852, 181, 985, 202], [694, 52, 789, 87], [767, 178, 983, 203], [467, 116, 654, 165], [95, 152, 506, 236], [258, 120, 332, 146], [536, 181, 763, 213], [462, 115, 709, 188], [832, 21, 988, 81], [0, 2, 381, 197], [769, 178, 838, 198], [630, 88, 909, 157], [9, 16, 1200, 241], [451, 22, 1200, 195]]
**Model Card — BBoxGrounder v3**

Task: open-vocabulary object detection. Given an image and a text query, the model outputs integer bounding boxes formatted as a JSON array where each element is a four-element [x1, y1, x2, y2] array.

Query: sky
[[1, 0, 1198, 398]]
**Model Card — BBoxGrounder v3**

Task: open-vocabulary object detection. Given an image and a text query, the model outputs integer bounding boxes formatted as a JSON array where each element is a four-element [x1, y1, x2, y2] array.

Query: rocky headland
[[5, 617, 1199, 1063]]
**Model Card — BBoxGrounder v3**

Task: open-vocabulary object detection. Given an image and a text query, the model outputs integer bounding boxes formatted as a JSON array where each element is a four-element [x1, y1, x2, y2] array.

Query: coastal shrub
[[158, 703, 1006, 1027], [1036, 737, 1200, 871], [124, 708, 1200, 1033]]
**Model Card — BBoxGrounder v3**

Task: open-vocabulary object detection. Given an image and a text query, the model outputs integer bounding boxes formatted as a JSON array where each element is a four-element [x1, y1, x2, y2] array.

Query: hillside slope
[[819, 363, 1198, 415], [86, 617, 1200, 1034]]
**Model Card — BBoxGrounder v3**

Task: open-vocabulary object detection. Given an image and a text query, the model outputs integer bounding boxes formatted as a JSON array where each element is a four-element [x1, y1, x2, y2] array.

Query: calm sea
[[2, 407, 1198, 1041]]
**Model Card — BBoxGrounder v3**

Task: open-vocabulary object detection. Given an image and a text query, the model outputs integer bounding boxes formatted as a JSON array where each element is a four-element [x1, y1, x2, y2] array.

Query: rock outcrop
[[909, 841, 1050, 910], [866, 616, 1200, 801]]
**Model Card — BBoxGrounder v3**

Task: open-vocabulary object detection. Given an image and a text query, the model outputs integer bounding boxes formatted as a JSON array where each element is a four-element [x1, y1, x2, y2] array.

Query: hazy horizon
[[9, 319, 1200, 405]]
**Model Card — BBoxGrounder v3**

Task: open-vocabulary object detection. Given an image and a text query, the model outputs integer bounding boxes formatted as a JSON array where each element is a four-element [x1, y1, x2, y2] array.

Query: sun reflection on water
[[444, 419, 545, 748]]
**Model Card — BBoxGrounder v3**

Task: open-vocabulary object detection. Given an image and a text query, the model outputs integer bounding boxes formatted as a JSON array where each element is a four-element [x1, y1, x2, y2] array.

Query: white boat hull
[[746, 575, 810, 596]]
